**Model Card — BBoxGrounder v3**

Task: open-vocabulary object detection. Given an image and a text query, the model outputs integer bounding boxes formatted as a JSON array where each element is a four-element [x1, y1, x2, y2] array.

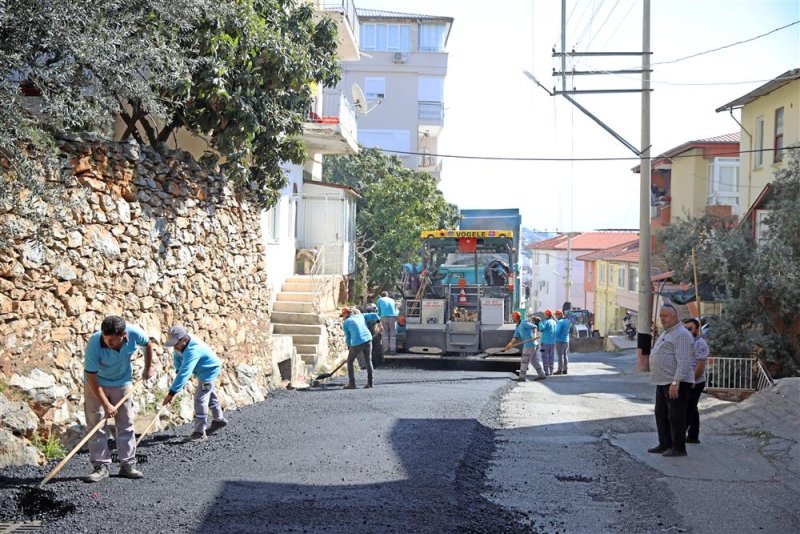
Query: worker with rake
[[83, 315, 152, 483], [162, 325, 228, 442], [507, 311, 546, 382], [341, 307, 380, 389]]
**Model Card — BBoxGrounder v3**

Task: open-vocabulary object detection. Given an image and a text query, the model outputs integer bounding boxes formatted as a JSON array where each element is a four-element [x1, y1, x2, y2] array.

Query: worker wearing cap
[[540, 310, 557, 375], [554, 310, 571, 375], [506, 311, 545, 382], [341, 307, 380, 389], [162, 325, 227, 442]]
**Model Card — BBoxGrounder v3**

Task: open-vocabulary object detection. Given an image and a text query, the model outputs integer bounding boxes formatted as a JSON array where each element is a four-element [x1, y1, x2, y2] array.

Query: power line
[[579, 62, 800, 86], [649, 20, 799, 67], [583, 0, 623, 51], [380, 146, 797, 163]]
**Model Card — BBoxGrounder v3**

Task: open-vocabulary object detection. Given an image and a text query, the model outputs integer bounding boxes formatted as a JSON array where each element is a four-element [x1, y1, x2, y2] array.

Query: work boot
[[186, 431, 208, 442], [685, 437, 700, 444], [534, 375, 547, 381], [554, 370, 563, 375], [364, 383, 373, 389], [118, 465, 144, 479], [662, 448, 687, 457], [343, 383, 357, 390], [208, 418, 228, 434], [647, 445, 669, 454], [83, 465, 109, 483], [514, 377, 527, 382]]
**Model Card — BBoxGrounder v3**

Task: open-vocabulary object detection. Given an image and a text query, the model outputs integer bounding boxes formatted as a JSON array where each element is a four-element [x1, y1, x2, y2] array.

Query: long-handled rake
[[40, 385, 138, 487], [110, 402, 169, 463], [478, 337, 536, 358]]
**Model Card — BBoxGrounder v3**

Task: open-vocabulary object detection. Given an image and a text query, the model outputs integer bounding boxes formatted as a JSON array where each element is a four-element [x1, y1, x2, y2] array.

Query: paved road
[[488, 350, 800, 534], [0, 369, 528, 533], [2, 353, 797, 533]]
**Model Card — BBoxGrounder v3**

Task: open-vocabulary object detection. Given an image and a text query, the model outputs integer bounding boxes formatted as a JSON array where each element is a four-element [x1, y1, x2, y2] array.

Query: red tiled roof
[[576, 238, 640, 262], [529, 232, 639, 251]]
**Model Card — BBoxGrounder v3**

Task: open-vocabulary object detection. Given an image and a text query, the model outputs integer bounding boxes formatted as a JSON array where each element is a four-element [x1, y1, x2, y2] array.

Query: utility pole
[[564, 233, 572, 308], [637, 0, 652, 371], [542, 0, 652, 369]]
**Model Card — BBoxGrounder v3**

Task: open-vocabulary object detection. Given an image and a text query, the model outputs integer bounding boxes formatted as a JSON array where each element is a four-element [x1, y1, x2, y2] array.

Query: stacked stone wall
[[0, 140, 275, 466]]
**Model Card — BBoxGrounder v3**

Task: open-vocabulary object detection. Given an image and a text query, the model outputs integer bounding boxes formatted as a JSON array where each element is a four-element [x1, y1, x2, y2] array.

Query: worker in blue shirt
[[539, 310, 557, 375], [554, 310, 571, 375], [506, 311, 545, 382], [162, 325, 227, 442], [83, 315, 152, 483], [376, 291, 398, 354], [341, 307, 380, 389]]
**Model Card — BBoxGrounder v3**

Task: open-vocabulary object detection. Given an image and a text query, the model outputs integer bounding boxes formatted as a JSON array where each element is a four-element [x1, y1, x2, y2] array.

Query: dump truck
[[395, 209, 522, 355]]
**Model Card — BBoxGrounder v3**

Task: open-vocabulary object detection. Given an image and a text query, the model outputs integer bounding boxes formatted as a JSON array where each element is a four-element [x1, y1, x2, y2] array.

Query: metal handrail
[[418, 101, 444, 121], [706, 354, 774, 391], [321, 0, 359, 48], [309, 242, 337, 315]]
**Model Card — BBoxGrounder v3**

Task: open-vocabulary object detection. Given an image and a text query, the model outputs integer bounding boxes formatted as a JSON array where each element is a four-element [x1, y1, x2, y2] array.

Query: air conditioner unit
[[392, 52, 408, 63]]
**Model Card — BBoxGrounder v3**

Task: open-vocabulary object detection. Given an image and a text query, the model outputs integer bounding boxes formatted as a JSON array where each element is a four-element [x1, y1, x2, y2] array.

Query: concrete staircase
[[271, 275, 335, 366]]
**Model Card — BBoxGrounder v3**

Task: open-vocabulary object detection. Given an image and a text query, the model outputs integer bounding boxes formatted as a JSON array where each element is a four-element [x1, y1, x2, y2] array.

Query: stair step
[[281, 282, 314, 292], [277, 292, 315, 303], [295, 344, 318, 354], [286, 275, 327, 283], [271, 311, 320, 325], [300, 354, 316, 365], [290, 334, 322, 345], [273, 324, 323, 335], [273, 301, 315, 313]]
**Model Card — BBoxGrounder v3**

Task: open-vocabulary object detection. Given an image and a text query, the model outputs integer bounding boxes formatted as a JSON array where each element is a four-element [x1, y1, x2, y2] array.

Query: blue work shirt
[[84, 325, 150, 387], [169, 336, 222, 394], [539, 318, 557, 344], [512, 321, 539, 349], [555, 318, 571, 343], [343, 313, 379, 346], [377, 296, 398, 317]]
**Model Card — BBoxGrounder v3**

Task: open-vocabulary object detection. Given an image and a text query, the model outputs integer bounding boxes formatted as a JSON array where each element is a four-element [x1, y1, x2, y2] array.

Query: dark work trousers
[[347, 340, 373, 385], [685, 381, 706, 441], [654, 382, 692, 452]]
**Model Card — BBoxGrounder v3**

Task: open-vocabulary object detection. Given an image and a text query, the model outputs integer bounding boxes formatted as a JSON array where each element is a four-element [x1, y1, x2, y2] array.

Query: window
[[545, 253, 549, 265], [364, 77, 385, 100], [358, 129, 411, 152], [263, 206, 279, 243], [535, 253, 540, 265], [608, 265, 614, 286], [754, 116, 764, 168], [755, 210, 771, 245], [598, 264, 606, 287], [707, 157, 739, 207], [617, 265, 625, 288], [360, 23, 410, 51], [628, 267, 638, 292], [419, 23, 447, 51], [774, 107, 784, 163]]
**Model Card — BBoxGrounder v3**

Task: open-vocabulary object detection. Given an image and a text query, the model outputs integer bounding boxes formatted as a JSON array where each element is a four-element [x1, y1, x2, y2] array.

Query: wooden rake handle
[[40, 383, 138, 487], [135, 403, 170, 447]]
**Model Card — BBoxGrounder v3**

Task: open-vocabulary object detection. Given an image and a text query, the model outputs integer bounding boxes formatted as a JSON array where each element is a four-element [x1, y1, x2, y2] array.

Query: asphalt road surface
[[0, 368, 529, 533]]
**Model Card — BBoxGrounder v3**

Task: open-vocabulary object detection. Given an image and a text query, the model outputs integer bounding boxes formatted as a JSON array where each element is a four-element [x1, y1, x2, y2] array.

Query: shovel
[[478, 337, 537, 359], [311, 358, 349, 386], [40, 385, 138, 487]]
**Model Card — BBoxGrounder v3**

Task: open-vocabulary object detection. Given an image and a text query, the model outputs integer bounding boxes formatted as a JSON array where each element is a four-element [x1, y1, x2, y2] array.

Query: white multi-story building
[[341, 8, 453, 178]]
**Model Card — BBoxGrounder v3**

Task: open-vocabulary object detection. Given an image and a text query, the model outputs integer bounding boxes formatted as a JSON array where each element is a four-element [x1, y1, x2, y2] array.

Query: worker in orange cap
[[554, 310, 571, 374], [540, 309, 557, 375], [506, 311, 545, 382]]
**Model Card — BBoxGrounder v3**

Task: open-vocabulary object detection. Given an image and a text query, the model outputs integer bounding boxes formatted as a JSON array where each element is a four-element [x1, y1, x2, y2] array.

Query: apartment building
[[341, 9, 453, 178]]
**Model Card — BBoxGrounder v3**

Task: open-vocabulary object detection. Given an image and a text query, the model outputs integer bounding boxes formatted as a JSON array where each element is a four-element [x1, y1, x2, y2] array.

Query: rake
[[110, 403, 169, 463]]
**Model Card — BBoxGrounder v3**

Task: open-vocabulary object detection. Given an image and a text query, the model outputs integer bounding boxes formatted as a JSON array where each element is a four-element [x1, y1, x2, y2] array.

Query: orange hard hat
[[544, 309, 553, 317], [555, 309, 564, 317], [512, 311, 522, 320], [340, 307, 351, 318]]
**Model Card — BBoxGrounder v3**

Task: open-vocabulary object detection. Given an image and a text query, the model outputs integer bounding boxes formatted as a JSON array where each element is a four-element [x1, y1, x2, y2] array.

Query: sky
[[355, 0, 800, 232]]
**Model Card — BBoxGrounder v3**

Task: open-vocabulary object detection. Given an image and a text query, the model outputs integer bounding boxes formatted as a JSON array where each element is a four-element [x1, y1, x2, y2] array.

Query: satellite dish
[[351, 84, 368, 114]]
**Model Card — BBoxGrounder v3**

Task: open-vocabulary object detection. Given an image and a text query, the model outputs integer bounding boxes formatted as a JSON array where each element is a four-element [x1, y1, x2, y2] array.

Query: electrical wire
[[577, 62, 800, 86], [379, 146, 797, 163], [650, 20, 799, 66], [597, 0, 638, 50], [583, 0, 623, 51]]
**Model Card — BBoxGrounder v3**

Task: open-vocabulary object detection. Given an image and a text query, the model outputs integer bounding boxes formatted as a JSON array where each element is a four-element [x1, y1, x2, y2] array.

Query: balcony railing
[[706, 353, 774, 391], [322, 0, 359, 48], [418, 101, 444, 122], [306, 90, 357, 143]]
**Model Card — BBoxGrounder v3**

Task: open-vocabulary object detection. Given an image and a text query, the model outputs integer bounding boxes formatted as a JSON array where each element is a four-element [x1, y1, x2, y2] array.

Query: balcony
[[303, 91, 358, 155], [418, 101, 444, 137], [417, 153, 442, 173], [321, 0, 360, 61]]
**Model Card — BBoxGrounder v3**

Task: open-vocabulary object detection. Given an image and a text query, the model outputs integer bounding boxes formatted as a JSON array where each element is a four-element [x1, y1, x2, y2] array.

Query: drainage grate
[[0, 521, 42, 533]]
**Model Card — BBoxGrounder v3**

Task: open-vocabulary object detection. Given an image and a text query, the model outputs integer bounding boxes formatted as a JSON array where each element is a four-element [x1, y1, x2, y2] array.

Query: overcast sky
[[355, 0, 800, 231]]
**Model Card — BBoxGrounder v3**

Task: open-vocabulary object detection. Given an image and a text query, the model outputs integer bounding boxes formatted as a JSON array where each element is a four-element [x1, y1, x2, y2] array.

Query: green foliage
[[32, 434, 66, 461], [660, 148, 800, 376], [324, 147, 460, 297], [145, 389, 166, 413], [0, 0, 340, 245]]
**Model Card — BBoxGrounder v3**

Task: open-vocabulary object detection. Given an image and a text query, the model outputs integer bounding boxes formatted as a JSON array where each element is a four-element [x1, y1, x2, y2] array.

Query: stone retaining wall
[[0, 140, 277, 466]]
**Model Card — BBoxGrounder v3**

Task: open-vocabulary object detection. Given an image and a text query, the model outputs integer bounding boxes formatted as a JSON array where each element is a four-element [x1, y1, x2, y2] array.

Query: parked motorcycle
[[623, 313, 637, 340]]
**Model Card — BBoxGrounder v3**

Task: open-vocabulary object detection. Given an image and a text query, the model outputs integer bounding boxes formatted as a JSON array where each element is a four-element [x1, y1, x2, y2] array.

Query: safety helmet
[[555, 310, 564, 317], [512, 311, 522, 321]]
